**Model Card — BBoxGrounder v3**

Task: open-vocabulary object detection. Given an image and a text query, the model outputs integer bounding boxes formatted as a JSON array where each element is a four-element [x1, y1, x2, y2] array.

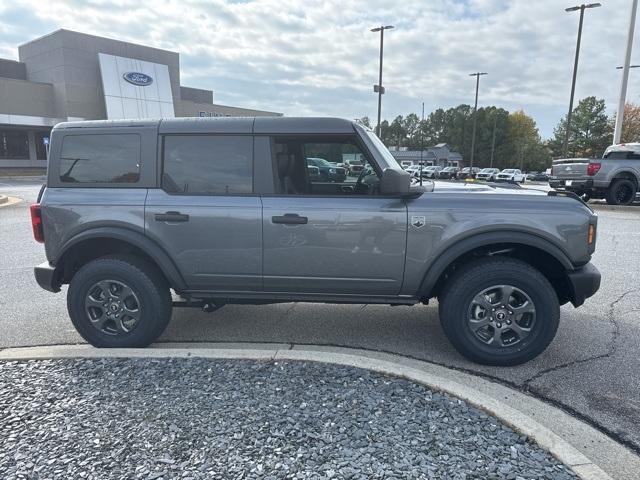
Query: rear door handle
[[154, 211, 190, 222], [272, 213, 308, 225]]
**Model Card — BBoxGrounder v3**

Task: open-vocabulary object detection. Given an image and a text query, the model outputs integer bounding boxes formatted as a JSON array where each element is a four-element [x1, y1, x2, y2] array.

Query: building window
[[34, 131, 50, 161], [60, 134, 140, 183], [162, 135, 253, 194], [0, 129, 29, 159]]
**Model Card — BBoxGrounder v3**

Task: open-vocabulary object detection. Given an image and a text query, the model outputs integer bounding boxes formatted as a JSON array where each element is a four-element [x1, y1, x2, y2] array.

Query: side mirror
[[380, 168, 411, 196]]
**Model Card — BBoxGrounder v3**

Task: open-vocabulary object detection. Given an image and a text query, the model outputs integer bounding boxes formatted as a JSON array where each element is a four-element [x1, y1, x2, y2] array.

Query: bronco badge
[[411, 216, 426, 228]]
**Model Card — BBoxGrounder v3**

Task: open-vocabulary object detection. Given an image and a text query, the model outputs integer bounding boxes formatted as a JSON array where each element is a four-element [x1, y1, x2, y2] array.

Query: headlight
[[329, 168, 336, 174]]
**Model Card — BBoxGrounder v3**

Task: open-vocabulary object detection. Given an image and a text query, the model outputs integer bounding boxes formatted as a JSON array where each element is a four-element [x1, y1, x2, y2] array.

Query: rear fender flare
[[55, 227, 187, 291]]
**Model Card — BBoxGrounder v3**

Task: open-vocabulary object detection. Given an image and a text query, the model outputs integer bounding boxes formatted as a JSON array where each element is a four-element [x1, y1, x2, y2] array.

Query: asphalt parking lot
[[1, 178, 639, 456]]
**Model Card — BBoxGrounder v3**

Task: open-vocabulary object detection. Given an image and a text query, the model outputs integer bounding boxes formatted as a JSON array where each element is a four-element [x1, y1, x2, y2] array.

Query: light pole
[[371, 25, 394, 137], [614, 64, 640, 143], [469, 72, 487, 170], [614, 0, 640, 144], [563, 3, 602, 157], [490, 115, 497, 168]]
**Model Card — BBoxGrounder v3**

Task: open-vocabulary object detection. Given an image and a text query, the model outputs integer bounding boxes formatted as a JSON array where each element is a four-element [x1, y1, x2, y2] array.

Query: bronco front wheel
[[439, 257, 559, 366]]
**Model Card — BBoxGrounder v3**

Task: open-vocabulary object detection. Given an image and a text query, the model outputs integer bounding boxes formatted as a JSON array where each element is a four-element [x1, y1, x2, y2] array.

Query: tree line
[[359, 97, 640, 171]]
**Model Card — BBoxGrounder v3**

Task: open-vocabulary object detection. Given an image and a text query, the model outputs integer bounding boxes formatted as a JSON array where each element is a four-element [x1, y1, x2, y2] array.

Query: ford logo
[[122, 72, 153, 86]]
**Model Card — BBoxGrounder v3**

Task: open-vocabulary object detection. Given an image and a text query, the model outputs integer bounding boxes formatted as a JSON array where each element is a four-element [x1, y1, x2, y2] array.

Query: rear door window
[[162, 135, 253, 194], [59, 134, 140, 183]]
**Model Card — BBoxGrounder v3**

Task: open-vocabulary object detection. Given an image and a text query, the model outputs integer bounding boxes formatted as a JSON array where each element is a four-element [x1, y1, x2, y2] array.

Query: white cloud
[[0, 0, 638, 137]]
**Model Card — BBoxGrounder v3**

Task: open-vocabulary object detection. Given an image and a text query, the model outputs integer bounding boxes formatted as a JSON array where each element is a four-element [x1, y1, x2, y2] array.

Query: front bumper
[[567, 262, 601, 307], [34, 262, 61, 293]]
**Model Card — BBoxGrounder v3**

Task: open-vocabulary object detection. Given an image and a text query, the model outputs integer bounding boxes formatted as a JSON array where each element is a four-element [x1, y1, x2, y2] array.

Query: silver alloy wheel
[[84, 280, 141, 336], [467, 284, 536, 348]]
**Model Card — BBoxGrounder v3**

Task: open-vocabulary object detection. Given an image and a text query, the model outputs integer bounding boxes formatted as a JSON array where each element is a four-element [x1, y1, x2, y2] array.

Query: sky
[[1, 0, 639, 138]]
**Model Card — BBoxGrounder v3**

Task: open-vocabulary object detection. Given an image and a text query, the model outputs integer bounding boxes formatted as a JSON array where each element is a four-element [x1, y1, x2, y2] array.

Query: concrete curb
[[0, 343, 633, 480], [0, 195, 22, 208]]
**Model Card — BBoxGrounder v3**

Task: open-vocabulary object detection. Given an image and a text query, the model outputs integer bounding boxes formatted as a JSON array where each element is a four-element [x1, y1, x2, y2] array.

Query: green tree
[[402, 113, 421, 148], [550, 96, 612, 158], [500, 110, 550, 171], [387, 115, 407, 148], [355, 116, 371, 128]]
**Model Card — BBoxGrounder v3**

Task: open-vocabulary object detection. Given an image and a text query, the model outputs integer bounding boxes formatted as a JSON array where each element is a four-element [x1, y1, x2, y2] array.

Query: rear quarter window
[[59, 134, 140, 183], [162, 135, 253, 195]]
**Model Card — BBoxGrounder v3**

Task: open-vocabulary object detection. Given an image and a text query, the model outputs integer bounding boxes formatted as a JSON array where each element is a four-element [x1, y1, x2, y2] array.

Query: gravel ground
[[0, 359, 577, 480]]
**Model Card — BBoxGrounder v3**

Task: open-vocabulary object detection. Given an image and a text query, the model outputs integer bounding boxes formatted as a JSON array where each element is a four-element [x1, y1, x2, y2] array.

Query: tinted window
[[0, 129, 29, 159], [274, 137, 379, 195], [163, 135, 253, 194], [604, 151, 640, 159], [60, 134, 140, 183]]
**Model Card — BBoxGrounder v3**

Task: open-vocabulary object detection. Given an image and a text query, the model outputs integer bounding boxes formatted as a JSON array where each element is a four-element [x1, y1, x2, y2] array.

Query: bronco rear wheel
[[439, 257, 559, 366], [67, 256, 172, 347]]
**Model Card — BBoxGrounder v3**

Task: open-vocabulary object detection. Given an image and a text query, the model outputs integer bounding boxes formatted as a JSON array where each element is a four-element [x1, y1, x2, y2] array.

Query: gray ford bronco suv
[[32, 117, 600, 365]]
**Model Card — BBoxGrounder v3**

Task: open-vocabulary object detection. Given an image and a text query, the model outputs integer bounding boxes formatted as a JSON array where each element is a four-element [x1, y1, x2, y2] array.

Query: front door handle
[[272, 213, 308, 225], [155, 211, 190, 222]]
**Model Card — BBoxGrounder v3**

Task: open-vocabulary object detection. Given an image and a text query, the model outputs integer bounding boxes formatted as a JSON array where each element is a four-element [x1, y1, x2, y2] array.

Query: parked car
[[549, 143, 640, 205], [496, 169, 526, 183], [400, 161, 413, 169], [32, 117, 600, 366], [420, 165, 443, 179], [344, 159, 364, 176], [456, 167, 481, 180], [527, 172, 549, 182], [404, 165, 423, 177], [307, 165, 321, 181], [475, 168, 500, 181], [438, 166, 460, 179], [306, 157, 347, 182]]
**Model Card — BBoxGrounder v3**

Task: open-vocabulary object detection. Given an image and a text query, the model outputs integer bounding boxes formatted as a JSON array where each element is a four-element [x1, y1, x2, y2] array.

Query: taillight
[[30, 204, 44, 243], [587, 162, 601, 176]]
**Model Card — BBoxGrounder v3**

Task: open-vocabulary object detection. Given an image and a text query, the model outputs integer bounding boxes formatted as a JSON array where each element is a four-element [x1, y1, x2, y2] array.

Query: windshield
[[480, 168, 494, 173], [314, 158, 332, 166], [502, 169, 515, 173]]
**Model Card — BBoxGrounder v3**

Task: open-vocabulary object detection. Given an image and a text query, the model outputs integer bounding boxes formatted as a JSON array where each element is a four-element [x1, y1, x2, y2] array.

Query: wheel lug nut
[[496, 323, 502, 328]]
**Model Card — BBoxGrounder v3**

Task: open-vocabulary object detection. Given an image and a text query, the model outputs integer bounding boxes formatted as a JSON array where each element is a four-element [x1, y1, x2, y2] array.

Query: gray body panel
[[41, 188, 147, 263], [402, 193, 594, 295], [262, 196, 407, 294], [38, 117, 598, 305], [145, 190, 262, 290]]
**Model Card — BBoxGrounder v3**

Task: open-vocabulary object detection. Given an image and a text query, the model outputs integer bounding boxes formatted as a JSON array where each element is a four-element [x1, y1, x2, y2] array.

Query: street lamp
[[469, 72, 487, 170], [371, 25, 394, 137], [563, 3, 602, 157], [613, 0, 638, 144]]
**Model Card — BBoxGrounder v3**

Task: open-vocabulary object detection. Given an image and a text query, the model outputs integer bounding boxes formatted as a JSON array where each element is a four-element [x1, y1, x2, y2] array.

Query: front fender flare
[[417, 231, 575, 299]]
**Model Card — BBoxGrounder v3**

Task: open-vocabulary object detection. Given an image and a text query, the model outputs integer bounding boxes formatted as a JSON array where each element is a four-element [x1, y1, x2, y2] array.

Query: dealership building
[[0, 29, 281, 168]]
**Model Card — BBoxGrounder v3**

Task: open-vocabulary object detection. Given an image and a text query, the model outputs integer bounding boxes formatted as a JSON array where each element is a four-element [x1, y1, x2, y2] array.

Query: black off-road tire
[[605, 179, 636, 206], [67, 256, 172, 348], [439, 257, 560, 366]]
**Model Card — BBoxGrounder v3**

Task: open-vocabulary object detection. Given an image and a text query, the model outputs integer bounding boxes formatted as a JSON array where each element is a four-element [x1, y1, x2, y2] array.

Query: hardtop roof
[[53, 117, 358, 135]]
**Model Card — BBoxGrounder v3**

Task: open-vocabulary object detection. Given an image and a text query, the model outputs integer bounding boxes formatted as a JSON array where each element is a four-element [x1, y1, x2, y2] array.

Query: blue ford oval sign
[[122, 72, 153, 86]]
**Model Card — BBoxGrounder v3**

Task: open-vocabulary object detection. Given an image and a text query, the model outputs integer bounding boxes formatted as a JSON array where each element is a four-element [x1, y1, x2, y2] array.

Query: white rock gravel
[[0, 358, 578, 479]]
